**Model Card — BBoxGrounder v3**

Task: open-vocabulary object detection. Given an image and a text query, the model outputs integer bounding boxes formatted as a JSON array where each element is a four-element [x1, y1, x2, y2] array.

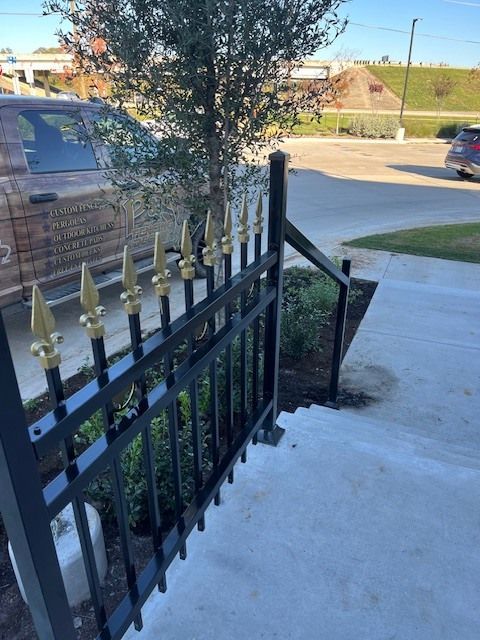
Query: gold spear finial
[[179, 220, 195, 280], [253, 193, 264, 235], [79, 264, 106, 339], [30, 285, 63, 370], [202, 211, 217, 267], [120, 246, 142, 315], [221, 202, 234, 255], [152, 232, 171, 297], [238, 194, 250, 244]]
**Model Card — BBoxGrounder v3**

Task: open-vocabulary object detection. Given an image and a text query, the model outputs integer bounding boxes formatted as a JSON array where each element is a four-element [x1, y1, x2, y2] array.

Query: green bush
[[349, 114, 400, 139], [280, 267, 338, 359], [435, 121, 471, 139], [77, 383, 212, 528]]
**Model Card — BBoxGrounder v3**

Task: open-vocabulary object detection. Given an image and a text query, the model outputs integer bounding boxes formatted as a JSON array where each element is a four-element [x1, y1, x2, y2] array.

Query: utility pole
[[69, 0, 76, 34], [400, 18, 421, 126]]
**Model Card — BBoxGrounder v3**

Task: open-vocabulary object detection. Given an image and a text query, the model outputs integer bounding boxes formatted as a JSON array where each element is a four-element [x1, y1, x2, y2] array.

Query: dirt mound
[[337, 67, 402, 111]]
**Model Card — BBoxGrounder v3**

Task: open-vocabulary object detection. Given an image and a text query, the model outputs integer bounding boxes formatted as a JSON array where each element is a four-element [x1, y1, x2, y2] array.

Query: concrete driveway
[[5, 138, 480, 400]]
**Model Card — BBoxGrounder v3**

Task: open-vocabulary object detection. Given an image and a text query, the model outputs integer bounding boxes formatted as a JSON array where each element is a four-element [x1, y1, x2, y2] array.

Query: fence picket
[[80, 264, 144, 629], [121, 248, 166, 596], [31, 286, 107, 631], [221, 203, 235, 484], [152, 233, 187, 560], [180, 221, 205, 532]]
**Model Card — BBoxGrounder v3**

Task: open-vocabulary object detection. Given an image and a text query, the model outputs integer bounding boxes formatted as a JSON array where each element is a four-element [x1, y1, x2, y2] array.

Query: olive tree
[[45, 0, 345, 223], [431, 75, 456, 118]]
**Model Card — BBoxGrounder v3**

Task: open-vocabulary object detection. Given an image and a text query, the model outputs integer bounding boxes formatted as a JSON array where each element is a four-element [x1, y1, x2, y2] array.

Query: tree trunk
[[206, 135, 225, 239]]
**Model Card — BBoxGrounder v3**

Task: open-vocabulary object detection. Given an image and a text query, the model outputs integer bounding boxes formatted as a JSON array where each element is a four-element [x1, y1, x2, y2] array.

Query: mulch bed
[[0, 278, 376, 640], [278, 278, 377, 412]]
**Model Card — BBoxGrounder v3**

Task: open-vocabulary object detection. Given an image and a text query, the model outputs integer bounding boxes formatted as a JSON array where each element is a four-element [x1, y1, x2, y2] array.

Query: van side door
[[1, 104, 121, 293], [0, 115, 23, 307]]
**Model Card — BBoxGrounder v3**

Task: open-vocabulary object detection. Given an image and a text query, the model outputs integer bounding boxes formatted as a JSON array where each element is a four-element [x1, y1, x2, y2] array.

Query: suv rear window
[[454, 129, 480, 144], [18, 110, 98, 174]]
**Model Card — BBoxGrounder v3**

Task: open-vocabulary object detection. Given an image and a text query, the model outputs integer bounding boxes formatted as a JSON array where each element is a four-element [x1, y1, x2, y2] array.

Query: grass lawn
[[344, 223, 480, 264], [367, 66, 480, 113], [290, 112, 478, 139]]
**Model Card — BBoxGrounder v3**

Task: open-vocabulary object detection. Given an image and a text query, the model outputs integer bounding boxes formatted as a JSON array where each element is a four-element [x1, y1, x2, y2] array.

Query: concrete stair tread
[[277, 406, 480, 473], [307, 403, 480, 462]]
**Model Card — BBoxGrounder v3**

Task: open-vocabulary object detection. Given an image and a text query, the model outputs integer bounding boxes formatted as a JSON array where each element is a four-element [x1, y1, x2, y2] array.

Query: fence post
[[0, 312, 76, 640], [326, 258, 351, 409], [258, 150, 289, 446]]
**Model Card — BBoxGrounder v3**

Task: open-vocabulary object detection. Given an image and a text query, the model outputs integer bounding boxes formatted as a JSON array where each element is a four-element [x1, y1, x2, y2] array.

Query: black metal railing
[[0, 150, 351, 640], [285, 220, 351, 408]]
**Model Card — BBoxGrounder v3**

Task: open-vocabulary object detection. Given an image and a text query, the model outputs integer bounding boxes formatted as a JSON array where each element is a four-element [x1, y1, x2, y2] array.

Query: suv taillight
[[469, 143, 480, 151]]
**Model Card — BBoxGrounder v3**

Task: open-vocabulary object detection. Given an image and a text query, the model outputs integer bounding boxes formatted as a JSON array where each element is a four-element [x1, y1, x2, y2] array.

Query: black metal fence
[[0, 151, 350, 640]]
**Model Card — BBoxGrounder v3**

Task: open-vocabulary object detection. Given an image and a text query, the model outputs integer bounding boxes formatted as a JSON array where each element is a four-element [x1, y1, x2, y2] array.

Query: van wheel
[[191, 220, 208, 278], [457, 170, 474, 180]]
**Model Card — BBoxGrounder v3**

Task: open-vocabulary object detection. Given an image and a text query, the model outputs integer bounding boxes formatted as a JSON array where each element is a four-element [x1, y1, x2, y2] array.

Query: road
[[5, 138, 480, 400]]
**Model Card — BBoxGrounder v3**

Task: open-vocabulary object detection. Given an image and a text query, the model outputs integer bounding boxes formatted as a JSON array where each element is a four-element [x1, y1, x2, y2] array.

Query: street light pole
[[400, 18, 421, 126]]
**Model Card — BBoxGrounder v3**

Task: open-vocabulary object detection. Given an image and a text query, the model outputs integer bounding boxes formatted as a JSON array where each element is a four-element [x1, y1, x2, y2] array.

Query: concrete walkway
[[126, 251, 480, 640]]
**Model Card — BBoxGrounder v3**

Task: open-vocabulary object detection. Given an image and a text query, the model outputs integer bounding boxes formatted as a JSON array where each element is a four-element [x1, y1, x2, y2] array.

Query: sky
[[1, 0, 480, 68]]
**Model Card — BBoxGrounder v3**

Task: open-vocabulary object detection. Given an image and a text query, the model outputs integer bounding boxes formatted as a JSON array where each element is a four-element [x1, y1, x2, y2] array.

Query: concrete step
[[308, 404, 480, 463], [125, 412, 480, 640], [276, 405, 480, 473]]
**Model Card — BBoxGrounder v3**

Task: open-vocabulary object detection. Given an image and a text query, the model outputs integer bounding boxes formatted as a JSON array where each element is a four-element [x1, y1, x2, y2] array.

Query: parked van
[[0, 96, 199, 309]]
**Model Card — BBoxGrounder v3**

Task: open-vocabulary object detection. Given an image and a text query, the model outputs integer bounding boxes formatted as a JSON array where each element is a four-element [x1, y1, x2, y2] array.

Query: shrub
[[436, 121, 471, 139], [280, 267, 338, 359], [77, 381, 212, 528], [349, 114, 399, 138]]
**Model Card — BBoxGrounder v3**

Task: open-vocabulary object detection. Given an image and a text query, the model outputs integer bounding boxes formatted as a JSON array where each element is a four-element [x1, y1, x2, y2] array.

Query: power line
[[0, 12, 47, 16], [444, 1, 480, 7], [350, 21, 480, 45]]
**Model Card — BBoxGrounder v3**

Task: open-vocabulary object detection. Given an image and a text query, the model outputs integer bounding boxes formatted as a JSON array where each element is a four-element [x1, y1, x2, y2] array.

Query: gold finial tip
[[154, 232, 167, 273], [80, 263, 105, 339], [180, 221, 195, 279], [203, 211, 217, 267], [256, 192, 263, 214], [238, 194, 250, 243], [222, 202, 234, 254], [31, 285, 63, 369], [121, 244, 142, 314], [240, 193, 248, 223], [152, 233, 171, 296], [224, 202, 232, 234], [181, 220, 193, 258], [254, 193, 264, 234]]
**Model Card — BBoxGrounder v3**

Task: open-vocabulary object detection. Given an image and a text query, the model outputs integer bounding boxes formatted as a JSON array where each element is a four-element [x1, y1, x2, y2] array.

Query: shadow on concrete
[[287, 165, 480, 249], [386, 164, 473, 181]]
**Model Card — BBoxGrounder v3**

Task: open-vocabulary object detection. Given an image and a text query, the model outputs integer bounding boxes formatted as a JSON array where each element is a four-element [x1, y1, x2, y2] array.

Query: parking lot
[[282, 137, 480, 253], [5, 138, 480, 399]]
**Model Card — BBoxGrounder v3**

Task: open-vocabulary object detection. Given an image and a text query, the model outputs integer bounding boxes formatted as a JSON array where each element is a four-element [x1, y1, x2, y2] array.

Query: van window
[[18, 110, 98, 173], [90, 111, 158, 169]]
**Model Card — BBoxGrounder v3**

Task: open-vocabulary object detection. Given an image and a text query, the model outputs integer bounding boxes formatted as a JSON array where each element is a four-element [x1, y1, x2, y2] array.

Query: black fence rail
[[0, 151, 351, 640]]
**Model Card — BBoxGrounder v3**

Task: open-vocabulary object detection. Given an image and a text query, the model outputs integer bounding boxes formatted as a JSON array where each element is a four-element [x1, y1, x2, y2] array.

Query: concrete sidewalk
[[339, 251, 480, 450], [125, 252, 480, 640]]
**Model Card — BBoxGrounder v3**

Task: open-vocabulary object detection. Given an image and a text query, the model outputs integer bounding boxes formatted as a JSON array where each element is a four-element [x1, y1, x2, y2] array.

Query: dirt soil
[[278, 278, 377, 411], [338, 67, 401, 112], [0, 278, 376, 640]]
